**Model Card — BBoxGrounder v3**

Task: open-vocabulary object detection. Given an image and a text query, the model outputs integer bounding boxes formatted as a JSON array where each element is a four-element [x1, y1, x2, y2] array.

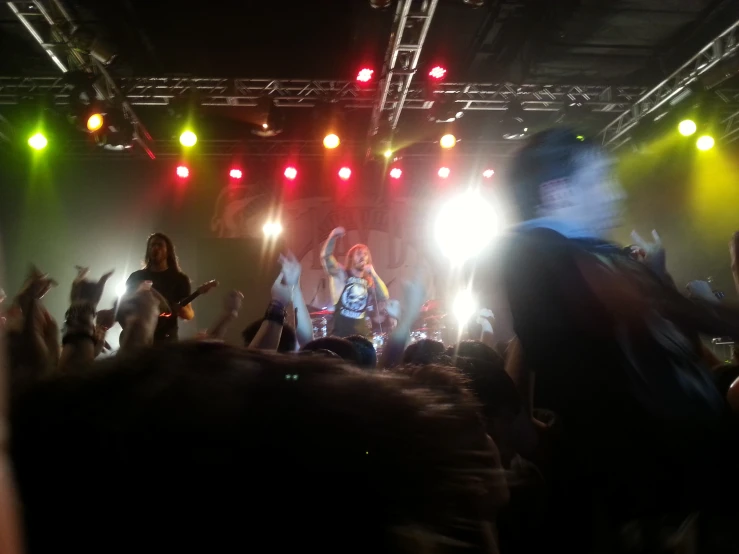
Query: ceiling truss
[[598, 18, 739, 149], [55, 138, 520, 159], [0, 76, 662, 112], [5, 0, 154, 157]]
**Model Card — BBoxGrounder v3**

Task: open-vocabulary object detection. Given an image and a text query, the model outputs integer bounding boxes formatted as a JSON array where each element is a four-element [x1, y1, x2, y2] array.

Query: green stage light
[[28, 132, 48, 150]]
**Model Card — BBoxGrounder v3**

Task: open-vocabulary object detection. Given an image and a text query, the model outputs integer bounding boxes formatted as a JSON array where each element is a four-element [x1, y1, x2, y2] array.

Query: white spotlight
[[453, 289, 477, 326], [263, 221, 283, 237], [434, 189, 501, 264], [115, 281, 127, 297]]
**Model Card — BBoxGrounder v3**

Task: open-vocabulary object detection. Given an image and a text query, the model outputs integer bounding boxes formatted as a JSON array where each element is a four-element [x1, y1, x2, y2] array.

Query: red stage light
[[389, 167, 402, 179], [429, 66, 447, 80], [438, 167, 450, 178], [176, 165, 189, 178], [229, 168, 243, 179], [356, 68, 374, 83], [284, 166, 298, 180], [483, 169, 495, 178], [338, 166, 352, 180]]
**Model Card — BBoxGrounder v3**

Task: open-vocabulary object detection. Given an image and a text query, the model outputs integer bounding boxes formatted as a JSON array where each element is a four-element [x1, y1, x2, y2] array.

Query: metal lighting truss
[[721, 108, 739, 142], [57, 139, 520, 159], [0, 76, 655, 112], [598, 18, 739, 149], [368, 0, 440, 138], [6, 0, 154, 157]]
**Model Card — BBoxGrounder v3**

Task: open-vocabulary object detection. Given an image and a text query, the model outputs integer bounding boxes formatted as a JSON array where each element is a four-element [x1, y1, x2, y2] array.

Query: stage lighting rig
[[69, 28, 117, 66], [428, 98, 463, 123], [252, 97, 284, 137], [94, 107, 134, 152], [500, 100, 528, 140]]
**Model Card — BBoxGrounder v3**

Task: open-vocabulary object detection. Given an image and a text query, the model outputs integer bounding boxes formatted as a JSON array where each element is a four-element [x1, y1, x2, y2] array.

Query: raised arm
[[321, 227, 345, 276]]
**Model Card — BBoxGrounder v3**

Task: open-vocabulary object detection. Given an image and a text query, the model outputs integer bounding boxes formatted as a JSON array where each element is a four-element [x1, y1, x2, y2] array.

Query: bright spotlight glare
[[438, 167, 450, 178], [323, 133, 340, 149], [263, 221, 283, 237], [429, 66, 447, 80], [383, 149, 393, 158], [284, 166, 298, 180], [482, 169, 495, 178], [180, 130, 197, 147], [229, 168, 243, 179], [452, 289, 477, 326], [176, 165, 189, 178], [115, 281, 127, 298], [389, 167, 402, 179], [696, 135, 715, 151], [678, 120, 697, 137], [28, 132, 48, 150], [435, 190, 501, 264], [440, 134, 456, 149], [357, 68, 374, 83], [87, 113, 104, 132], [338, 167, 352, 180]]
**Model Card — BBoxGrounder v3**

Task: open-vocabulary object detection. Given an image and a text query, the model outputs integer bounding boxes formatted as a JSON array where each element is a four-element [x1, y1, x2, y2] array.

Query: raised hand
[[385, 299, 401, 320], [70, 266, 114, 306], [223, 290, 244, 315], [686, 280, 718, 303], [279, 251, 302, 288], [17, 265, 57, 304], [271, 272, 293, 306], [330, 226, 346, 238], [630, 229, 666, 275]]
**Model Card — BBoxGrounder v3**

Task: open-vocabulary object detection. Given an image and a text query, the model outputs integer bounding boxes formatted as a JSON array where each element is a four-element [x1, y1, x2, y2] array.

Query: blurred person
[[344, 334, 377, 368], [126, 233, 200, 344], [502, 128, 737, 551], [321, 227, 389, 338], [11, 342, 500, 554], [301, 336, 361, 366], [402, 338, 446, 365]]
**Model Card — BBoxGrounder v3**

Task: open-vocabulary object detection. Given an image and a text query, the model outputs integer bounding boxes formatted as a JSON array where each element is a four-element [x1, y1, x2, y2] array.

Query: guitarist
[[126, 233, 214, 343]]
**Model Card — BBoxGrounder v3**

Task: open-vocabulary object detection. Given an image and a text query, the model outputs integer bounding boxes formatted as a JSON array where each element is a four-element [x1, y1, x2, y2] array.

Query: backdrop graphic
[[210, 186, 440, 310]]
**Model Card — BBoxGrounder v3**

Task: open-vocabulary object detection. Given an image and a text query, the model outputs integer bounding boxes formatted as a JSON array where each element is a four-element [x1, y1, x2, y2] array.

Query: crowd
[[1, 127, 739, 554]]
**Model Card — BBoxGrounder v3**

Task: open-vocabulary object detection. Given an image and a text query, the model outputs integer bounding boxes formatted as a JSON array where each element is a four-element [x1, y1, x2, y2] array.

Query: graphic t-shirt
[[126, 267, 191, 342], [331, 273, 373, 338]]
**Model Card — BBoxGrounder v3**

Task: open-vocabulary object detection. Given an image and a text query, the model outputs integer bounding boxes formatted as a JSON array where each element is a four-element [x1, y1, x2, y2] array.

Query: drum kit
[[308, 299, 448, 355]]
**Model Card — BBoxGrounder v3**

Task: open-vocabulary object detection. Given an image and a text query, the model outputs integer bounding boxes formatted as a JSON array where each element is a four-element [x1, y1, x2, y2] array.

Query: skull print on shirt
[[338, 276, 369, 319]]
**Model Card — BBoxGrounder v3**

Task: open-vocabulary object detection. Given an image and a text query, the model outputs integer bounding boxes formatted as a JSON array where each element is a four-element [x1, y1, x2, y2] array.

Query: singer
[[321, 226, 389, 338]]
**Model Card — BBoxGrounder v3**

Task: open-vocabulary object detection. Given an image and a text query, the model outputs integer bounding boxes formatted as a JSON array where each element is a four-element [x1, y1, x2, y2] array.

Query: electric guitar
[[160, 279, 219, 317]]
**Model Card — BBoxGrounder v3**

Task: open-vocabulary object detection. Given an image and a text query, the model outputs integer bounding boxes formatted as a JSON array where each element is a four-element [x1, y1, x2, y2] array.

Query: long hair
[[144, 232, 182, 272], [344, 243, 373, 287]]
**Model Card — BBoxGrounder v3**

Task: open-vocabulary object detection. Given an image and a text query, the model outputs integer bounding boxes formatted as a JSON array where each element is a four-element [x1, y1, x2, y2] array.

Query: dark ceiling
[[2, 0, 737, 81], [1, 0, 738, 151]]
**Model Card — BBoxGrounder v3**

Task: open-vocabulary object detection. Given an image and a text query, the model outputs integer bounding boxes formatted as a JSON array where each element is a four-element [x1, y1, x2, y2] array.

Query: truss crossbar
[[0, 76, 658, 111], [598, 18, 739, 148], [54, 139, 520, 159]]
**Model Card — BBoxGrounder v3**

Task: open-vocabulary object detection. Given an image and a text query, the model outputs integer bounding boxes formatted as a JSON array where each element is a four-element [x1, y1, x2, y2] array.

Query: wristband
[[63, 301, 96, 336], [264, 301, 286, 325]]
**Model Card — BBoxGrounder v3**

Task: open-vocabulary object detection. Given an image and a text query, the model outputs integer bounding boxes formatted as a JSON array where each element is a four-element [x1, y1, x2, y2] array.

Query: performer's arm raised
[[321, 227, 345, 276]]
